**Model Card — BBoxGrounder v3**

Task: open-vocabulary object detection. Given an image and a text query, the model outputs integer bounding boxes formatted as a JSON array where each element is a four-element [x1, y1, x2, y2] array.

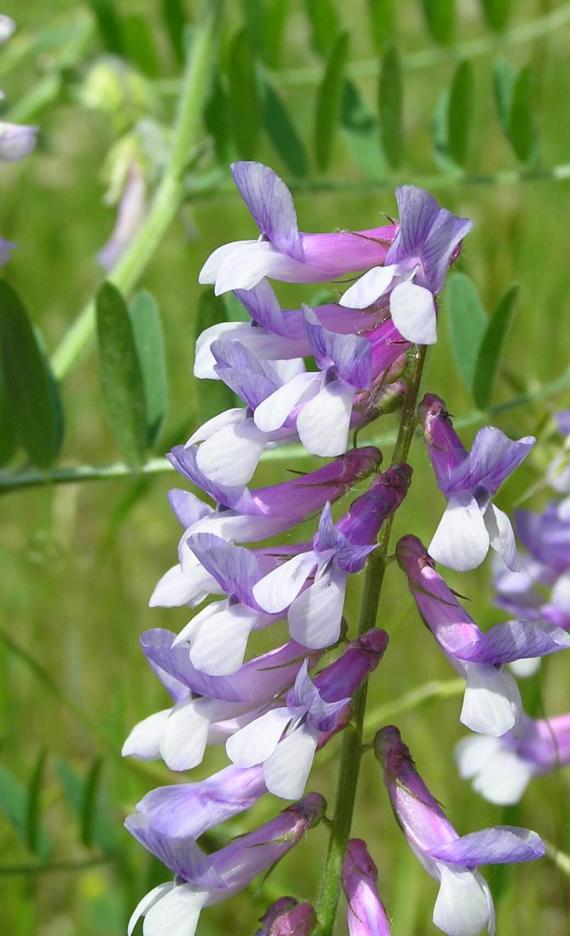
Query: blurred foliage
[[0, 0, 569, 934]]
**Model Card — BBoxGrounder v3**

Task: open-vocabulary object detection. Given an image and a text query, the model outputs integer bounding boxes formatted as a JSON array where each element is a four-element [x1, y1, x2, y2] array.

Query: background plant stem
[[315, 346, 427, 935]]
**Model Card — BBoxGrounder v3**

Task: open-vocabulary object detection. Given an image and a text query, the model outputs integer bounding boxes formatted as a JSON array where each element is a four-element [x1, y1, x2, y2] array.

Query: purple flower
[[199, 161, 396, 293], [340, 186, 472, 345], [150, 445, 382, 610], [253, 467, 412, 648], [375, 726, 544, 936], [0, 121, 37, 162], [127, 793, 326, 936], [397, 536, 570, 736], [0, 15, 15, 44], [226, 630, 388, 799], [515, 503, 570, 576], [342, 839, 391, 936], [420, 394, 535, 571], [98, 161, 146, 270], [456, 711, 570, 805], [256, 898, 316, 936]]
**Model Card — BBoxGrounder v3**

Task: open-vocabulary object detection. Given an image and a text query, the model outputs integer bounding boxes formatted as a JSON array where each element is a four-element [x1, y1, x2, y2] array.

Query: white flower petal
[[253, 552, 317, 614], [122, 710, 171, 760], [198, 240, 259, 286], [484, 505, 518, 571], [188, 408, 245, 445], [143, 884, 207, 936], [186, 604, 260, 676], [159, 699, 211, 771], [429, 495, 490, 572], [288, 568, 347, 649], [296, 379, 354, 457], [460, 662, 521, 737], [194, 322, 249, 379], [226, 707, 291, 768], [195, 419, 267, 486], [339, 265, 396, 309], [390, 280, 437, 344], [263, 726, 319, 800], [433, 865, 492, 936], [254, 372, 317, 433], [128, 883, 173, 936], [149, 563, 217, 609], [456, 735, 534, 806]]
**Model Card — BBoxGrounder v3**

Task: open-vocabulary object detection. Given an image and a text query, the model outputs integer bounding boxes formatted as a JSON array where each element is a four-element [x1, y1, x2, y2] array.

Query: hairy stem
[[50, 0, 223, 380], [315, 346, 427, 935]]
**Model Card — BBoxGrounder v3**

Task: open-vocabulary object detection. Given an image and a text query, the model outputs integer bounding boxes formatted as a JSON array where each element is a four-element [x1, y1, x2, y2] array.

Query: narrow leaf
[[509, 65, 537, 164], [369, 0, 395, 51], [123, 15, 160, 78], [26, 750, 51, 859], [473, 284, 518, 410], [421, 0, 454, 45], [342, 80, 385, 177], [86, 0, 124, 55], [445, 272, 488, 392], [304, 0, 341, 57], [0, 280, 63, 468], [0, 766, 26, 833], [480, 0, 511, 33], [0, 364, 17, 465], [227, 28, 260, 159], [95, 282, 147, 467], [447, 60, 475, 167], [378, 44, 403, 169], [204, 76, 233, 166], [261, 78, 309, 177], [314, 31, 350, 172], [260, 0, 288, 69], [432, 89, 459, 174], [81, 757, 105, 849], [493, 59, 516, 136], [129, 290, 168, 448], [196, 290, 239, 421], [161, 0, 186, 63]]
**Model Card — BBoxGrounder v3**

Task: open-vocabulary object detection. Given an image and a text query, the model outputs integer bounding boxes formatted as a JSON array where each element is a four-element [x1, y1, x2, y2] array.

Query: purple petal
[[168, 445, 246, 508], [444, 428, 535, 497], [456, 619, 570, 665], [303, 307, 372, 388], [388, 186, 442, 261], [231, 161, 304, 260], [429, 826, 545, 865], [0, 121, 37, 162], [556, 411, 570, 437], [125, 812, 211, 880], [186, 533, 262, 605], [212, 338, 282, 409]]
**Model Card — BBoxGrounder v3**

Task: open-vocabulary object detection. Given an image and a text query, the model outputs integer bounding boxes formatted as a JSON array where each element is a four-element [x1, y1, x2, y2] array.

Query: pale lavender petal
[[444, 428, 535, 497], [231, 161, 303, 260], [0, 121, 37, 162], [430, 827, 545, 865], [167, 488, 213, 528], [457, 619, 570, 665], [388, 186, 442, 260], [186, 533, 263, 605], [194, 321, 250, 378]]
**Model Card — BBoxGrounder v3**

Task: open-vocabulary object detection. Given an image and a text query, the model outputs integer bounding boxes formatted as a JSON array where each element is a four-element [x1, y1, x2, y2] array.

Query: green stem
[[315, 346, 427, 935], [0, 856, 109, 876], [50, 0, 223, 381], [2, 366, 569, 494]]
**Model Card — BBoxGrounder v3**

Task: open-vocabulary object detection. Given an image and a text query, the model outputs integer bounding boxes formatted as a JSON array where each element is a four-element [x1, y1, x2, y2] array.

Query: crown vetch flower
[[342, 839, 391, 936], [419, 394, 535, 571], [340, 186, 472, 345], [256, 897, 316, 936], [199, 161, 396, 294], [396, 536, 570, 736], [253, 466, 411, 648], [151, 445, 382, 609], [375, 726, 544, 936], [456, 710, 570, 805], [226, 630, 388, 799], [127, 793, 326, 936]]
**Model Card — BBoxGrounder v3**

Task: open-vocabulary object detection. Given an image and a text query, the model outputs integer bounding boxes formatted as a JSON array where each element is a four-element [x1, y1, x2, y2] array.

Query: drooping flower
[[98, 160, 146, 270], [226, 630, 388, 798], [342, 839, 391, 936], [150, 445, 382, 609], [199, 161, 396, 293], [397, 535, 570, 736], [375, 725, 544, 936], [127, 793, 326, 936], [340, 186, 472, 344], [253, 466, 412, 648], [419, 394, 535, 571], [456, 710, 570, 805], [256, 897, 316, 936]]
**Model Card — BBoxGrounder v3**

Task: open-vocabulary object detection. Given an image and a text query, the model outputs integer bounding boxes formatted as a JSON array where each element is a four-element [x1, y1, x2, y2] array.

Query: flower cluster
[[124, 162, 553, 935]]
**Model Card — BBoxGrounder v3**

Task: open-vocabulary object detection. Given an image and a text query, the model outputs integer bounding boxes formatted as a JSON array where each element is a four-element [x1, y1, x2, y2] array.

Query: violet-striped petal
[[430, 827, 545, 866]]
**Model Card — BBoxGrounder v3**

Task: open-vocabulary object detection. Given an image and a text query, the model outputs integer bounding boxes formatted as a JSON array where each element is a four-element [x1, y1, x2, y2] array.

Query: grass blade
[[473, 283, 518, 410]]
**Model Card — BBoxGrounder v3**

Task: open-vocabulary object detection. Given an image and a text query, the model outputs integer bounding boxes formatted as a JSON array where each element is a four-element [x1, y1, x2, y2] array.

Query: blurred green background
[[1, 0, 570, 933]]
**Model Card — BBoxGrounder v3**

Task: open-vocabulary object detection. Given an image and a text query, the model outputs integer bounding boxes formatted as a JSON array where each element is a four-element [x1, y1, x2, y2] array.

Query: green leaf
[[26, 750, 51, 859], [0, 364, 17, 465], [432, 89, 458, 174], [223, 293, 249, 323], [447, 60, 475, 167], [369, 0, 395, 51], [95, 282, 147, 468], [473, 283, 518, 410], [86, 0, 124, 55], [196, 290, 239, 422], [0, 765, 26, 833], [314, 32, 350, 173], [129, 291, 168, 448], [341, 80, 385, 177], [493, 59, 516, 136], [204, 77, 233, 166], [260, 0, 288, 69], [509, 65, 537, 164], [304, 0, 341, 57], [421, 0, 454, 45], [123, 15, 160, 78], [227, 28, 260, 160], [261, 78, 309, 177], [378, 44, 403, 169], [445, 272, 488, 393], [480, 0, 511, 33], [161, 0, 186, 63], [0, 280, 63, 468], [81, 757, 105, 849]]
